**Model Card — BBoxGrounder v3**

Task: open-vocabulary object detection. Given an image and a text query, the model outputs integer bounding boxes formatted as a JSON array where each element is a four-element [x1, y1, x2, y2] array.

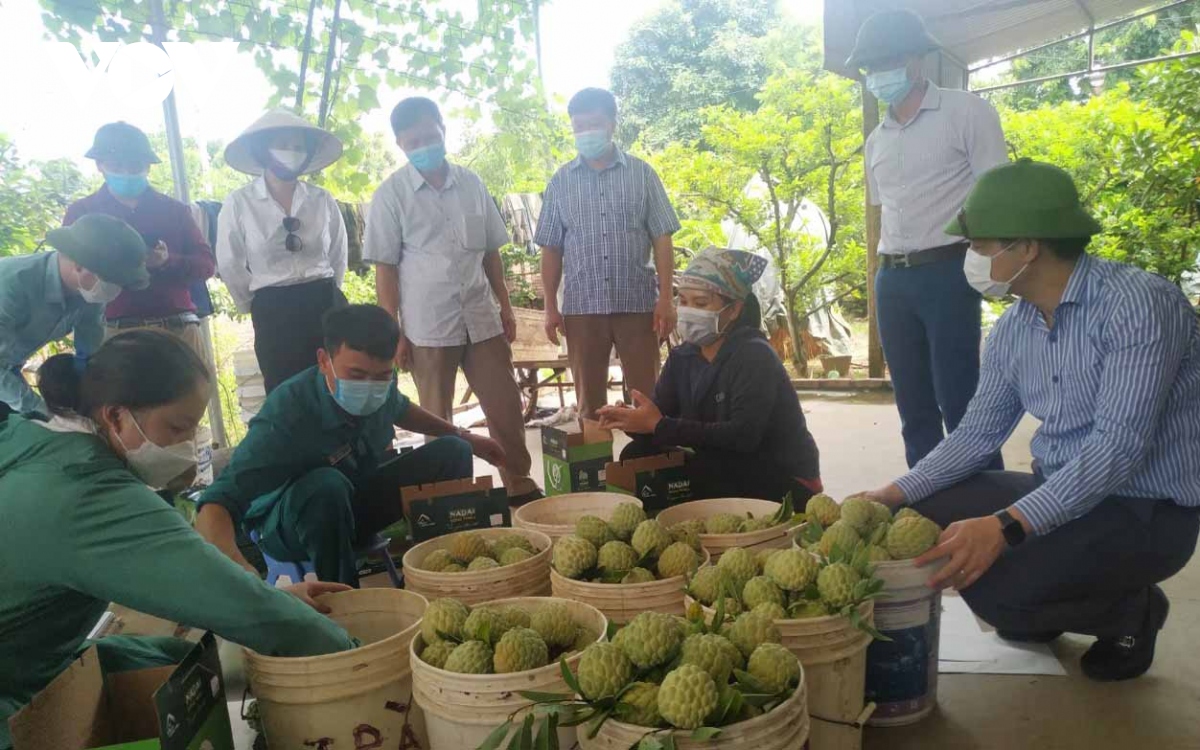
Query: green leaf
[[477, 720, 512, 750], [605, 621, 620, 642], [517, 691, 575, 703], [690, 727, 723, 740], [662, 734, 678, 750], [559, 657, 583, 696], [637, 737, 665, 750], [507, 714, 533, 750]]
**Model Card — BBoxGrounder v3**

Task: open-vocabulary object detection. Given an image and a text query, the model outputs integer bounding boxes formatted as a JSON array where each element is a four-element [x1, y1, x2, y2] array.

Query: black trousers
[[917, 471, 1199, 638], [251, 278, 347, 393], [621, 436, 816, 505]]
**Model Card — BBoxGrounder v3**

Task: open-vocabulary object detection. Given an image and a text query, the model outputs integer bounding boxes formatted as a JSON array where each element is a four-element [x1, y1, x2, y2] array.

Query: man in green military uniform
[[196, 304, 507, 585], [0, 214, 149, 418]]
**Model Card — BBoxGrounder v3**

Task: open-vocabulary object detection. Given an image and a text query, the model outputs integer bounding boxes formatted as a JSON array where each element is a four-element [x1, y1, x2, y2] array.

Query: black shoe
[[997, 629, 1063, 644], [1081, 585, 1170, 682], [508, 489, 545, 508]]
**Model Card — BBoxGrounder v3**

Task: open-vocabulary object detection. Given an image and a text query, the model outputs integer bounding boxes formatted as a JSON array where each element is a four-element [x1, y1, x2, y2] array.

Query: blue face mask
[[330, 364, 394, 417], [574, 130, 612, 160], [866, 67, 915, 105], [105, 172, 150, 199], [407, 143, 447, 173]]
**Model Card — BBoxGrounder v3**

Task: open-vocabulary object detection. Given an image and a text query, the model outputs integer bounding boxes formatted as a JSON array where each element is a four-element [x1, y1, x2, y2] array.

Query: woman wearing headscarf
[[216, 109, 349, 392], [598, 248, 822, 502]]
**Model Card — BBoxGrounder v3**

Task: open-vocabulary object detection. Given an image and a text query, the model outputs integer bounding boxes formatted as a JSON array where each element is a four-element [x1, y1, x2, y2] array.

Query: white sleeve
[[362, 183, 404, 266], [214, 194, 254, 314], [328, 193, 348, 287]]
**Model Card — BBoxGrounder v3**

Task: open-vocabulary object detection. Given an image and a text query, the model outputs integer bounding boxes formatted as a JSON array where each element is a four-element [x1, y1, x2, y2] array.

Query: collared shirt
[[198, 366, 410, 527], [0, 416, 354, 746], [0, 252, 104, 414], [362, 163, 508, 347], [866, 83, 1008, 255], [895, 256, 1200, 534], [534, 150, 681, 316], [63, 186, 215, 319], [215, 178, 347, 313]]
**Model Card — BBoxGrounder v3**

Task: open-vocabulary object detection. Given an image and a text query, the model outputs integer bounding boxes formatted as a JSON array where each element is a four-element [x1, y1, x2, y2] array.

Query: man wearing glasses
[[64, 122, 215, 359], [216, 109, 349, 392], [848, 10, 1009, 468], [863, 159, 1200, 682]]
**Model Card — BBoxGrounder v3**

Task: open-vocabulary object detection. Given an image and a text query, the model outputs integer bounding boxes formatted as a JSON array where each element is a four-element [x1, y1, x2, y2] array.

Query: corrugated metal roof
[[825, 0, 1163, 76]]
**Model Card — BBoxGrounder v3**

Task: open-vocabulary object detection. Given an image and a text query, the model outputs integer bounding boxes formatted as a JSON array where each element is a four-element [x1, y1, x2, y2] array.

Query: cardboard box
[[605, 451, 694, 514], [542, 420, 614, 496], [10, 632, 233, 750], [401, 476, 512, 542]]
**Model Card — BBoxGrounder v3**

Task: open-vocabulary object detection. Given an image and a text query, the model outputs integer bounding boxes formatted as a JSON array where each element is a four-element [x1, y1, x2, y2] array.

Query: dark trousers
[[254, 437, 475, 586], [621, 436, 816, 505], [917, 472, 1199, 638], [251, 278, 347, 393], [876, 256, 999, 469]]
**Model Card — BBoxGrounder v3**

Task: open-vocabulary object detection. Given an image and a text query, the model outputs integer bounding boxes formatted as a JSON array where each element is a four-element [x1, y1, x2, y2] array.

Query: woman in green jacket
[[0, 329, 354, 748]]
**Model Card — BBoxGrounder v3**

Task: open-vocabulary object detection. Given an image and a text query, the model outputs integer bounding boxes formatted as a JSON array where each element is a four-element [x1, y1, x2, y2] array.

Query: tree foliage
[[0, 136, 91, 257]]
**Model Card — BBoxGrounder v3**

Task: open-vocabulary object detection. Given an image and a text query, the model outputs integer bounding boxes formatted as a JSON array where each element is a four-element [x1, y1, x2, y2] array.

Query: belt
[[879, 242, 968, 269], [110, 313, 201, 329]]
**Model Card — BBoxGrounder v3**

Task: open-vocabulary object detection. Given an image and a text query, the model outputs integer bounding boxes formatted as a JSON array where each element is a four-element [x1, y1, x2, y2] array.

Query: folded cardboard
[[401, 475, 512, 542], [542, 419, 614, 496], [11, 632, 232, 750], [605, 451, 693, 514]]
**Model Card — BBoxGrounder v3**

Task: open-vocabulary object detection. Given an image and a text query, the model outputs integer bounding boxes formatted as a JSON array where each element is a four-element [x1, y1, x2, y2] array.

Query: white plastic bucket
[[243, 588, 429, 748]]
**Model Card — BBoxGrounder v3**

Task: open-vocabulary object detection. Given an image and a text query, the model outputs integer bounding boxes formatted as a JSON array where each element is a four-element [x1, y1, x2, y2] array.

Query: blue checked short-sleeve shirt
[[535, 151, 681, 316]]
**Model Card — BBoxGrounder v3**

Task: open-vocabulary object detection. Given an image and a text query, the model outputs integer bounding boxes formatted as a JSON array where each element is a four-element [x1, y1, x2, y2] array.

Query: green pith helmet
[[45, 214, 150, 290], [945, 159, 1103, 240], [845, 9, 940, 71], [84, 122, 161, 165]]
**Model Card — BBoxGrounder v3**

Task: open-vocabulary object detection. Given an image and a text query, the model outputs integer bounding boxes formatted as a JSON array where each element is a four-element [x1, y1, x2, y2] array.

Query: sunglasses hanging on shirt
[[282, 216, 303, 252]]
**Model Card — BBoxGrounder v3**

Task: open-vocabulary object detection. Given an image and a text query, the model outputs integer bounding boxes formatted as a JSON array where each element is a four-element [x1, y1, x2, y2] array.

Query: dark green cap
[[46, 214, 151, 290], [85, 122, 161, 165], [945, 159, 1103, 240], [846, 9, 940, 71]]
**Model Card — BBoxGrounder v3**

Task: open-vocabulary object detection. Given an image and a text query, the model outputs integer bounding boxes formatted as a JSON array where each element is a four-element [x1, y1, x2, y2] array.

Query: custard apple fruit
[[657, 542, 700, 580], [577, 642, 633, 699], [865, 544, 892, 563], [530, 601, 577, 649], [462, 606, 509, 645], [670, 519, 706, 550], [742, 576, 785, 609], [421, 549, 454, 572], [493, 627, 549, 673], [839, 496, 878, 534], [817, 520, 863, 558], [717, 547, 759, 593], [680, 633, 735, 684], [597, 540, 639, 574], [885, 515, 941, 559], [657, 664, 719, 730], [441, 563, 466, 572], [748, 643, 800, 693], [725, 611, 782, 659], [895, 507, 924, 522], [756, 548, 782, 572], [631, 519, 673, 558], [622, 567, 657, 584], [448, 532, 492, 564], [468, 556, 500, 571], [619, 612, 684, 669], [789, 599, 830, 619], [609, 502, 647, 541], [817, 562, 862, 610], [704, 513, 745, 535], [617, 681, 662, 727], [739, 516, 776, 533], [805, 494, 841, 527], [500, 606, 531, 630], [499, 547, 535, 566], [763, 548, 820, 592], [576, 515, 616, 549], [443, 640, 493, 674], [553, 534, 598, 579], [421, 598, 469, 643], [491, 533, 537, 557], [419, 638, 456, 669], [751, 602, 788, 621], [688, 566, 728, 606]]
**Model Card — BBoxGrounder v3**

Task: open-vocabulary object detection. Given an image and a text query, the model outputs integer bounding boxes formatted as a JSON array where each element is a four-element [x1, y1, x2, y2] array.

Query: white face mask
[[963, 242, 1030, 298], [676, 305, 730, 346], [269, 148, 309, 171], [115, 410, 197, 488], [79, 274, 124, 305]]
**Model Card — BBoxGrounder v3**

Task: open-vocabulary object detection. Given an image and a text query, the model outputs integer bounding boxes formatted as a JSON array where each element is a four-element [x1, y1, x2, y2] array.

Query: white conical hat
[[224, 108, 344, 176]]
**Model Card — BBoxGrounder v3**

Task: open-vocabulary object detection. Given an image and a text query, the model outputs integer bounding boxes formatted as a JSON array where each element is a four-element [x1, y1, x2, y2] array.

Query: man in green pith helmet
[[862, 159, 1200, 682], [847, 9, 1009, 470], [0, 214, 149, 419]]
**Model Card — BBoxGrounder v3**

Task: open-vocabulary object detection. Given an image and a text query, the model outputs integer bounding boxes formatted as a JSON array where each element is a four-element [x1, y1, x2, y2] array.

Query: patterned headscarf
[[677, 247, 769, 300]]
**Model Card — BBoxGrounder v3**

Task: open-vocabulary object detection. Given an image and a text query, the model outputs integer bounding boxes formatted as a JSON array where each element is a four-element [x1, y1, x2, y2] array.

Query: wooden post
[[862, 84, 885, 379]]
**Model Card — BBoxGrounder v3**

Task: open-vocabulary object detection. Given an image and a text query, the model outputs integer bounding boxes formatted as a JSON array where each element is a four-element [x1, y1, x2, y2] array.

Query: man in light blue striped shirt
[[867, 160, 1199, 682]]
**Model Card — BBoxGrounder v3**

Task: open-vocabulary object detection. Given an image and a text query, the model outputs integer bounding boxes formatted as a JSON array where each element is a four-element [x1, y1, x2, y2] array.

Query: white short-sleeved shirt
[[866, 83, 1008, 255], [362, 163, 508, 347]]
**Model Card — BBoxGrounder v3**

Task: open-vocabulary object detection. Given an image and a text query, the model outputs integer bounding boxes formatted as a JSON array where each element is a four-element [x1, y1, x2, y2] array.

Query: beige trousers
[[564, 313, 661, 419], [410, 334, 538, 497], [105, 321, 207, 365]]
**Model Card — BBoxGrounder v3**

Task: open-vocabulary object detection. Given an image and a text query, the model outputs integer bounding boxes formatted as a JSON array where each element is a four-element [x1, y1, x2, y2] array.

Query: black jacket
[[649, 326, 820, 482]]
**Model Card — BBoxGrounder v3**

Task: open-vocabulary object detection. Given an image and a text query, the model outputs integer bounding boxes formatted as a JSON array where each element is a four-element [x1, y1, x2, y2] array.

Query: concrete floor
[[470, 390, 1200, 750]]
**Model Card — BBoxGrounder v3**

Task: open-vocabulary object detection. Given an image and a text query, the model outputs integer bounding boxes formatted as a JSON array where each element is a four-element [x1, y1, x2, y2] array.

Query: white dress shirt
[[215, 178, 347, 312], [362, 163, 509, 348], [866, 83, 1008, 255]]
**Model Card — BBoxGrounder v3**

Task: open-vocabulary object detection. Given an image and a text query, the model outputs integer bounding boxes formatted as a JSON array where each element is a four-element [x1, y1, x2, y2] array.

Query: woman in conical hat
[[598, 247, 823, 503], [216, 109, 350, 393]]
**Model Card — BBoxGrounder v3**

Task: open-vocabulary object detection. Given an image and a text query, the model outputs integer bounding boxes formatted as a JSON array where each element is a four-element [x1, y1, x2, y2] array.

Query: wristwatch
[[994, 509, 1026, 547]]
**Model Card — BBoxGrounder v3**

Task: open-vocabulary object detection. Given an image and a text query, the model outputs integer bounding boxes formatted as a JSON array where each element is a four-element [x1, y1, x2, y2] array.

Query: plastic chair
[[249, 531, 402, 589]]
